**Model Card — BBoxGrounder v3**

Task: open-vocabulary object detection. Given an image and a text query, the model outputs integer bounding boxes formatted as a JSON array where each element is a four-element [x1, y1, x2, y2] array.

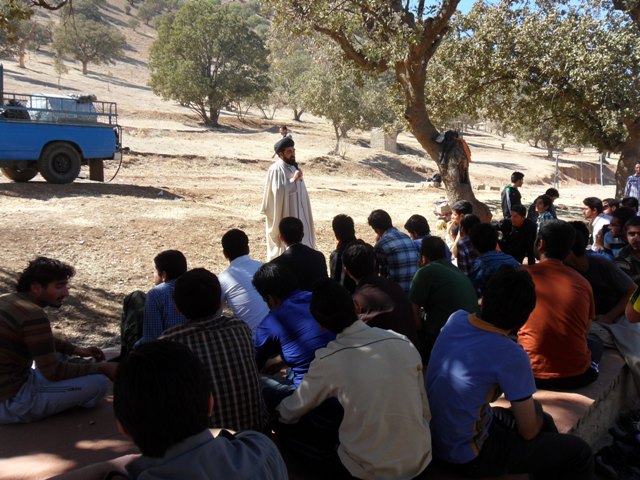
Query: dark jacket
[[272, 243, 328, 291], [498, 218, 536, 265], [501, 185, 522, 219]]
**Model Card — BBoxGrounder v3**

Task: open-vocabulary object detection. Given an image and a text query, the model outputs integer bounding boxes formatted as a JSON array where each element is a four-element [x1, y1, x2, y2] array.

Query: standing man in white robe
[[261, 136, 316, 260]]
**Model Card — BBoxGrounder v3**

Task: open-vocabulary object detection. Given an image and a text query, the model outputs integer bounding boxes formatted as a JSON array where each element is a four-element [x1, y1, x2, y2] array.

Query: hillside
[[0, 0, 618, 345]]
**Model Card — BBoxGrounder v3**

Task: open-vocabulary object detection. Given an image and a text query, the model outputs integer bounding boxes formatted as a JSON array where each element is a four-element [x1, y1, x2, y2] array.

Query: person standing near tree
[[261, 137, 316, 261], [624, 161, 640, 204], [501, 172, 524, 219]]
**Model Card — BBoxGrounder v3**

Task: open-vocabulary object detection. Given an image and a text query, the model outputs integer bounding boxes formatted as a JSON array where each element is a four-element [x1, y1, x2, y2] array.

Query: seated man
[[404, 213, 452, 260], [469, 223, 520, 297], [271, 216, 328, 291], [497, 204, 536, 265], [583, 197, 611, 251], [341, 241, 420, 350], [276, 279, 432, 480], [218, 229, 269, 332], [427, 266, 594, 478], [329, 214, 358, 294], [446, 199, 473, 243], [160, 268, 268, 433], [518, 221, 599, 390], [368, 209, 419, 294], [527, 187, 559, 222], [0, 257, 116, 424], [409, 236, 479, 363], [113, 341, 287, 479], [598, 207, 635, 260], [453, 214, 481, 276], [615, 216, 640, 285], [124, 250, 187, 351], [252, 263, 335, 406], [565, 222, 636, 325]]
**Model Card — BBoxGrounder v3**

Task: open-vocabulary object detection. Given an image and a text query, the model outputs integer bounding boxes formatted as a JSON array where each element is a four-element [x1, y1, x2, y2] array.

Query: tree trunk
[[18, 52, 26, 68], [395, 59, 492, 222], [615, 118, 640, 197], [293, 108, 303, 122], [546, 145, 554, 159], [332, 124, 341, 154], [82, 61, 88, 75]]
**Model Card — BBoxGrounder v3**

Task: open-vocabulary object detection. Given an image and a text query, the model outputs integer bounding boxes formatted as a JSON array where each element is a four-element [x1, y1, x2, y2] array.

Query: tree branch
[[312, 25, 388, 72], [30, 0, 69, 11]]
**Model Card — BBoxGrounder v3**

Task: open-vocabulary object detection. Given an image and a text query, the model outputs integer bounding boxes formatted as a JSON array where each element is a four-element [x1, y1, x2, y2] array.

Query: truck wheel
[[38, 143, 82, 184], [1, 167, 38, 182]]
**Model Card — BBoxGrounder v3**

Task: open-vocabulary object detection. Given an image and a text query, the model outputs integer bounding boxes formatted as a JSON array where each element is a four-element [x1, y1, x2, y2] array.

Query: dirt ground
[[0, 0, 619, 347]]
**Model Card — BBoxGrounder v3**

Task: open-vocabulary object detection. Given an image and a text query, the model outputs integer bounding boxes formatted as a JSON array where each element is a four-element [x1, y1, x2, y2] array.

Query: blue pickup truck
[[0, 90, 124, 184]]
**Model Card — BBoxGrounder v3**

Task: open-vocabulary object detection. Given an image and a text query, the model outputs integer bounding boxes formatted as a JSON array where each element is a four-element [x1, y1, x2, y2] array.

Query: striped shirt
[[0, 293, 98, 402], [160, 315, 268, 432]]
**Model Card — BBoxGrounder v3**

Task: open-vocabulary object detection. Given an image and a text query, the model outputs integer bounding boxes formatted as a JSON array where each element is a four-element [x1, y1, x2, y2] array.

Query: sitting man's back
[[160, 268, 268, 433], [114, 341, 287, 480], [427, 266, 593, 478], [218, 229, 269, 332], [277, 280, 432, 480], [518, 220, 599, 390]]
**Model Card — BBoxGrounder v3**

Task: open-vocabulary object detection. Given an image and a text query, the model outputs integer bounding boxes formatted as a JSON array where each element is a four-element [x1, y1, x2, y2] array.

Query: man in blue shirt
[[468, 223, 520, 297], [368, 209, 419, 294], [252, 263, 335, 409], [134, 250, 188, 347], [427, 266, 593, 478]]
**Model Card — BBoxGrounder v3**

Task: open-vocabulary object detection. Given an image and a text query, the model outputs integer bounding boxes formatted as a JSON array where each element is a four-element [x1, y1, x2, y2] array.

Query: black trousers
[[451, 408, 594, 479]]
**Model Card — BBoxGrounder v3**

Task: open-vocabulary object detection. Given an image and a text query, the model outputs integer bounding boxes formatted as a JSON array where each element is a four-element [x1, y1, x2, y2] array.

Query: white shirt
[[218, 255, 269, 332], [277, 320, 432, 480], [591, 213, 611, 252]]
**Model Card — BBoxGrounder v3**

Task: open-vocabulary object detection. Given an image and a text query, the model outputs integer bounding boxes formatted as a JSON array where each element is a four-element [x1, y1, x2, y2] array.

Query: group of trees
[[4, 0, 640, 205]]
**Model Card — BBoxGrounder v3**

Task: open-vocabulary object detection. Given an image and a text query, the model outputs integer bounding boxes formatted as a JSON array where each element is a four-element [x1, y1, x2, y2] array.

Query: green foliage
[[53, 16, 126, 74], [137, 0, 181, 26], [1, 0, 33, 45], [62, 0, 107, 22], [148, 0, 270, 126]]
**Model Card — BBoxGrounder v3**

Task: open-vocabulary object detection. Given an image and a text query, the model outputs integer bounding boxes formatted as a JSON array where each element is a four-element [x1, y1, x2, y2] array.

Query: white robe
[[260, 159, 316, 260]]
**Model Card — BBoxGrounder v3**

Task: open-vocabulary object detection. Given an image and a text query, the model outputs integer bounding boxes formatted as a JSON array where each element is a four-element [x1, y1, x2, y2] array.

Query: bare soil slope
[[0, 0, 617, 346]]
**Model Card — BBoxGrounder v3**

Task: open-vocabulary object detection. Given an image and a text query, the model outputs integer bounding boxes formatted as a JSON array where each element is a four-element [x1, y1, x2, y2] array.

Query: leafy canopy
[[148, 0, 270, 126]]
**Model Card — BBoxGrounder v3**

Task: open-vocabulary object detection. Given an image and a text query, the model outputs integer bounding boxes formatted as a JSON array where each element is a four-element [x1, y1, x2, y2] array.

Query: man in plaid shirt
[[368, 209, 419, 294], [160, 268, 268, 433], [625, 162, 640, 203]]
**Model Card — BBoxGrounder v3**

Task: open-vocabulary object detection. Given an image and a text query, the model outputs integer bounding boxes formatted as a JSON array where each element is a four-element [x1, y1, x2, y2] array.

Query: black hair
[[545, 188, 559, 199], [367, 209, 393, 231], [460, 214, 481, 235], [511, 171, 525, 183], [511, 204, 527, 217], [332, 214, 356, 243], [537, 220, 576, 260], [469, 223, 498, 253], [310, 279, 357, 334], [221, 229, 249, 261], [481, 265, 536, 332], [568, 221, 590, 247], [113, 341, 211, 458], [568, 221, 587, 257], [342, 241, 375, 279], [583, 197, 604, 214], [452, 200, 473, 215], [174, 268, 221, 320], [154, 250, 187, 281], [404, 214, 431, 237], [603, 198, 619, 209], [279, 217, 304, 244], [625, 216, 640, 233], [16, 257, 75, 293], [535, 194, 552, 210], [252, 262, 299, 300], [420, 236, 447, 261], [621, 197, 639, 212], [612, 207, 636, 229]]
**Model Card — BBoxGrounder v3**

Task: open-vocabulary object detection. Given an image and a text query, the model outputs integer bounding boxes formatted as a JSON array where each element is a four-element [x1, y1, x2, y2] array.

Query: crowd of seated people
[[7, 194, 640, 479]]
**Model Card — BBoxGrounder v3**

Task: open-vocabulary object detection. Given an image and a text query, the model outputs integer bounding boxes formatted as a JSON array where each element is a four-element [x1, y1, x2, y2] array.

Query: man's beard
[[283, 155, 296, 166]]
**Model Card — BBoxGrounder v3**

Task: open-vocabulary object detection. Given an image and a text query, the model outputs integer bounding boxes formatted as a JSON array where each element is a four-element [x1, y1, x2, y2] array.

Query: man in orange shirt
[[518, 220, 603, 390]]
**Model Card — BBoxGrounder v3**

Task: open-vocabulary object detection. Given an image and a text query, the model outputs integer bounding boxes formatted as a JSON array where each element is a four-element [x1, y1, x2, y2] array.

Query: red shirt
[[518, 259, 595, 379]]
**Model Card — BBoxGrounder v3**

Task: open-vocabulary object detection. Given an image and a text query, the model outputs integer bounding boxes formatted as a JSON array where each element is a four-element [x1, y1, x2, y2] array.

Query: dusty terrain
[[0, 0, 617, 347]]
